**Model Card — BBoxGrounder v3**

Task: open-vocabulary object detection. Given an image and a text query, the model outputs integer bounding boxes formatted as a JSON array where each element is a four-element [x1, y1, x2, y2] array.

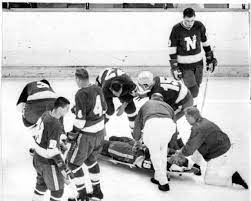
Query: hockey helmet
[[137, 71, 154, 91]]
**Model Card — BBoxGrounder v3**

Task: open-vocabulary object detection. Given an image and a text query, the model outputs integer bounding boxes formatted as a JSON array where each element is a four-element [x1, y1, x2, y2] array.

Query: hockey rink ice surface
[[1, 77, 250, 201]]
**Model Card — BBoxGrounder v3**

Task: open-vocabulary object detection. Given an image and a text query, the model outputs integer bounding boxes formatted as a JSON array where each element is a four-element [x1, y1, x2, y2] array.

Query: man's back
[[75, 84, 107, 128], [139, 99, 174, 128]]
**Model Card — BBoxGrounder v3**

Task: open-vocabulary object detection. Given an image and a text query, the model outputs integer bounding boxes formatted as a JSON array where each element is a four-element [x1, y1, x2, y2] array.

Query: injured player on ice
[[100, 135, 194, 172]]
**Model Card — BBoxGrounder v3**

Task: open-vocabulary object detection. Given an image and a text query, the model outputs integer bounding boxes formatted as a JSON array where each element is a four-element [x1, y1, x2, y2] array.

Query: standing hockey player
[[137, 71, 193, 121], [168, 8, 217, 104], [67, 68, 107, 201], [32, 97, 72, 201], [96, 67, 138, 133], [133, 93, 176, 191], [172, 107, 248, 189], [16, 79, 58, 128]]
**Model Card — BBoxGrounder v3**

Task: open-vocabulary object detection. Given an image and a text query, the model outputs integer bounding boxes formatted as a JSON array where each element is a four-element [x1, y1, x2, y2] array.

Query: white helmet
[[137, 71, 154, 91]]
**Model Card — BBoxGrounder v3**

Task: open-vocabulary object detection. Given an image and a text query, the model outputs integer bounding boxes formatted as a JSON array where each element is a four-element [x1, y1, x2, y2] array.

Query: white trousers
[[204, 150, 234, 186], [190, 150, 233, 187], [143, 118, 176, 185]]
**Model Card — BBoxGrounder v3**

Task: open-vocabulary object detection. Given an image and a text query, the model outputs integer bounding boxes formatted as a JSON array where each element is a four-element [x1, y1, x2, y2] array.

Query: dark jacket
[[182, 118, 231, 161]]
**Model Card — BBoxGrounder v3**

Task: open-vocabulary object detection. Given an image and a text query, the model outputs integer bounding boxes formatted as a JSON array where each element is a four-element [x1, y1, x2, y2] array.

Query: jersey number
[[160, 77, 180, 91], [37, 81, 49, 89], [105, 69, 125, 80], [184, 35, 197, 51], [32, 118, 44, 144], [93, 95, 103, 117]]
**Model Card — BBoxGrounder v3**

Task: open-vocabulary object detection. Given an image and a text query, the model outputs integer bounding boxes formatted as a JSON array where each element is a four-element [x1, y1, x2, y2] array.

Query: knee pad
[[50, 189, 64, 201], [189, 85, 199, 98]]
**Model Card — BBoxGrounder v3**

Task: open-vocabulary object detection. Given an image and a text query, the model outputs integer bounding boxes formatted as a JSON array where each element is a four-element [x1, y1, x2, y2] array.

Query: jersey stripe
[[82, 119, 105, 133], [108, 148, 134, 160], [202, 41, 210, 47], [27, 91, 57, 101], [175, 83, 188, 104], [169, 46, 177, 55], [127, 111, 137, 118], [177, 52, 203, 64], [70, 135, 82, 164], [51, 165, 59, 191]]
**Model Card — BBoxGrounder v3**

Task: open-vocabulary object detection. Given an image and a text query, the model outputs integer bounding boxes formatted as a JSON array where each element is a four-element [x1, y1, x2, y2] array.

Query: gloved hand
[[59, 134, 68, 153], [67, 131, 79, 141], [61, 168, 74, 185], [206, 51, 217, 73], [170, 59, 183, 80]]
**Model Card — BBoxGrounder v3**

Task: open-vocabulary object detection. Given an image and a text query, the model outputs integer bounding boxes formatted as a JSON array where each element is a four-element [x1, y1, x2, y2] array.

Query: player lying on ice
[[171, 106, 248, 189], [100, 135, 195, 173]]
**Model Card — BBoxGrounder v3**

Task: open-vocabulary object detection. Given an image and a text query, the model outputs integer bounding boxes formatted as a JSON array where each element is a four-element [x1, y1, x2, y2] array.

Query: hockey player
[[172, 107, 248, 189], [133, 93, 176, 191], [67, 68, 107, 201], [101, 136, 189, 172], [96, 67, 138, 133], [168, 8, 217, 104], [137, 71, 193, 121], [16, 79, 57, 127], [32, 97, 72, 201]]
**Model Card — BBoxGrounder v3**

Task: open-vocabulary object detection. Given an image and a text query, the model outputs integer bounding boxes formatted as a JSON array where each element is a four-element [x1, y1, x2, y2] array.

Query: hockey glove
[[67, 131, 79, 141], [59, 134, 68, 154], [206, 51, 217, 73]]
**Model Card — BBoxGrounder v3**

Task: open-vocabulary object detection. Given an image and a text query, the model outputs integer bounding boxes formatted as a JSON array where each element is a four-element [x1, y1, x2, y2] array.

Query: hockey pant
[[143, 118, 176, 185]]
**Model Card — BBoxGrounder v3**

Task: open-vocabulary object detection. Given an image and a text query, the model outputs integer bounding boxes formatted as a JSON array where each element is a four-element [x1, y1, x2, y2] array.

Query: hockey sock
[[87, 161, 103, 199], [50, 189, 63, 201], [189, 85, 199, 98], [87, 161, 101, 186]]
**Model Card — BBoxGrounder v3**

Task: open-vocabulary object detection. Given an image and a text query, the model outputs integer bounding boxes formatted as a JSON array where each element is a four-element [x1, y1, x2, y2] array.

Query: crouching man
[[172, 106, 248, 189], [133, 93, 176, 192]]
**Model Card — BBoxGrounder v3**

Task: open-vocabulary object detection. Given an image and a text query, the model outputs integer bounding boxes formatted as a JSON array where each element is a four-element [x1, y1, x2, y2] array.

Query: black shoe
[[151, 178, 160, 185], [192, 164, 201, 176], [232, 172, 248, 189], [158, 183, 170, 191], [89, 184, 103, 200]]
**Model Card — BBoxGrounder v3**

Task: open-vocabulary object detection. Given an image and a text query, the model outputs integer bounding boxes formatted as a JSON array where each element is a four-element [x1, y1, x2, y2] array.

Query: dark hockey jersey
[[169, 20, 210, 68], [96, 68, 126, 87], [33, 111, 64, 165], [75, 84, 107, 135], [17, 80, 57, 105], [147, 76, 188, 110], [101, 69, 137, 103]]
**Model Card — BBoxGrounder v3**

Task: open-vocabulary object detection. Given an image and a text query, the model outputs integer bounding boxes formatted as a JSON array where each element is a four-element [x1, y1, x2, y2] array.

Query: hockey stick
[[200, 67, 210, 114]]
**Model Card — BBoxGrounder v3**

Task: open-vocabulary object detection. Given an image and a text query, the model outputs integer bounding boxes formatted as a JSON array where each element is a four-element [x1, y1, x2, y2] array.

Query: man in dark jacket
[[172, 106, 248, 189]]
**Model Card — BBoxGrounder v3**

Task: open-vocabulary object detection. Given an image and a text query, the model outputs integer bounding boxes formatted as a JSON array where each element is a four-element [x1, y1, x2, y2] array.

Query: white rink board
[[2, 11, 249, 66]]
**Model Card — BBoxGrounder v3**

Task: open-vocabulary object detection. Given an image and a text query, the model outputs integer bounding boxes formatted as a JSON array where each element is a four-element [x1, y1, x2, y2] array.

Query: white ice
[[1, 77, 250, 201]]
